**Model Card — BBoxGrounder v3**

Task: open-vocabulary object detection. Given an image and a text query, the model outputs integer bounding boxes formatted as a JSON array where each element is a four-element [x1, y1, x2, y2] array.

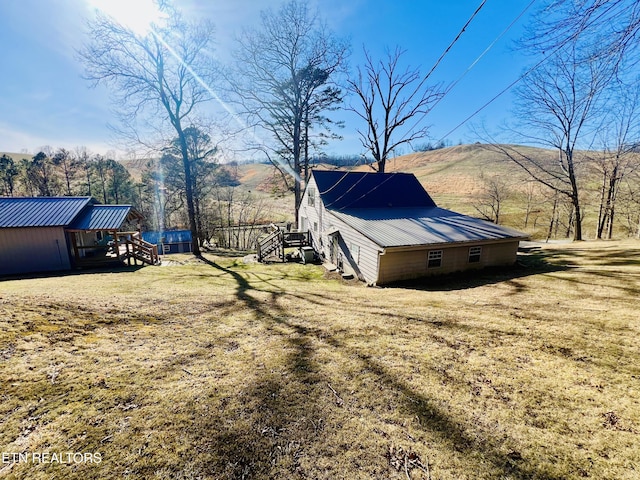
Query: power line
[[402, 0, 536, 147], [423, 0, 487, 83], [433, 0, 627, 143], [437, 0, 536, 107], [435, 38, 569, 143]]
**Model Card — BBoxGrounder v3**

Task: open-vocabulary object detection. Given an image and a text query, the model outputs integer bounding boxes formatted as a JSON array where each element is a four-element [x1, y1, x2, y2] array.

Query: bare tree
[[519, 181, 545, 230], [524, 0, 640, 70], [347, 47, 443, 173], [161, 127, 220, 245], [488, 42, 613, 240], [588, 79, 640, 238], [618, 174, 640, 237], [229, 0, 347, 227], [79, 5, 217, 255], [472, 172, 511, 224]]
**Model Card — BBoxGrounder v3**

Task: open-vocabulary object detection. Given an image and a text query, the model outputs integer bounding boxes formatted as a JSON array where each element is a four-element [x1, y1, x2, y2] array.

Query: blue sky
[[0, 0, 537, 158]]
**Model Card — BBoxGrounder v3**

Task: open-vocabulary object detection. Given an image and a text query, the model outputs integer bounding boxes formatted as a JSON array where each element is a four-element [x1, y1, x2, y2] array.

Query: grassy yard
[[1, 241, 639, 479]]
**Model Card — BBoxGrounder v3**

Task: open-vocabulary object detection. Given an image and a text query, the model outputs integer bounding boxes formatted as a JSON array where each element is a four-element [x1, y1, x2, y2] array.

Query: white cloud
[[0, 122, 117, 156]]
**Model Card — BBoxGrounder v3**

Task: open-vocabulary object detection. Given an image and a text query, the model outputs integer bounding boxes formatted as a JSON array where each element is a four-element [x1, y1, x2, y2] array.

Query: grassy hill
[[1, 241, 639, 479], [382, 144, 538, 205], [5, 144, 638, 240], [0, 152, 33, 162]]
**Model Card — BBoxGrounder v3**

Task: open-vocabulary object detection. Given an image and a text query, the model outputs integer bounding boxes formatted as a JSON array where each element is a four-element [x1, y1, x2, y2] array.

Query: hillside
[[235, 143, 549, 209], [1, 144, 540, 203], [5, 144, 638, 240]]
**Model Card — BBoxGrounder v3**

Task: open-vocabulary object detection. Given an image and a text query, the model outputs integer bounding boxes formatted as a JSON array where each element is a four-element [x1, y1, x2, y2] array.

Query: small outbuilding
[[298, 170, 529, 285], [142, 230, 193, 254], [0, 196, 156, 276]]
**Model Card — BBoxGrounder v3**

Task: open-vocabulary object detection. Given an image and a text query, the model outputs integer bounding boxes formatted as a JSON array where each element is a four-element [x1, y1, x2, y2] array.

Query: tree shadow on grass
[[191, 256, 328, 478], [0, 264, 144, 282], [186, 255, 576, 479]]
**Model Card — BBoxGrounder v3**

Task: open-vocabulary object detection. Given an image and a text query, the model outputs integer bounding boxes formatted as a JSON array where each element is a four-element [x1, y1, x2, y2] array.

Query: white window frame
[[427, 250, 442, 268], [468, 246, 482, 263], [350, 243, 360, 264], [307, 187, 315, 206]]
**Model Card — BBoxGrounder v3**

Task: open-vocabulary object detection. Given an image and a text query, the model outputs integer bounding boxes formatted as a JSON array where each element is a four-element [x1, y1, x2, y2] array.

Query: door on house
[[330, 234, 338, 264], [329, 233, 343, 270]]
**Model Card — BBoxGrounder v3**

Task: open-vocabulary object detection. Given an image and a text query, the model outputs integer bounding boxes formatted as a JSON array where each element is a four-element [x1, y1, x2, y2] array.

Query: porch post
[[112, 230, 120, 260], [70, 232, 80, 263]]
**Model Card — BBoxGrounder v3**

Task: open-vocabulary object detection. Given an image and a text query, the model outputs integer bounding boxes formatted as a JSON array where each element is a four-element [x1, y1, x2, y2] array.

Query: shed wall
[[377, 241, 519, 284], [0, 227, 71, 275]]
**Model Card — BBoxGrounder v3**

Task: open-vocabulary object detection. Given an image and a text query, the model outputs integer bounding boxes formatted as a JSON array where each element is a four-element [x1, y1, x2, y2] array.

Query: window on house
[[350, 243, 360, 264], [428, 250, 442, 268], [307, 187, 315, 206], [313, 222, 318, 232], [469, 246, 482, 263], [300, 217, 308, 232]]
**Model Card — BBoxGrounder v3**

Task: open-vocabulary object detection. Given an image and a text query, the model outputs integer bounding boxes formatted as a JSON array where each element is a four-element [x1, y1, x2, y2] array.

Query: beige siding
[[0, 227, 71, 275], [377, 241, 519, 284], [299, 177, 322, 249]]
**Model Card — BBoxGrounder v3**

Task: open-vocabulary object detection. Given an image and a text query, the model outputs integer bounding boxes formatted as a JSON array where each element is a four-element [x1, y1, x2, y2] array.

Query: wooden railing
[[118, 232, 160, 266], [282, 231, 310, 247], [256, 227, 283, 262], [256, 226, 312, 262]]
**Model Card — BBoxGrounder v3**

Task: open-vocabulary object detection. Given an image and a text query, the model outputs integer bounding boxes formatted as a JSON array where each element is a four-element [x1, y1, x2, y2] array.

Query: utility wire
[[390, 0, 491, 149], [318, 2, 497, 208], [424, 0, 487, 82], [435, 37, 569, 143], [437, 0, 536, 108], [320, 2, 526, 207], [400, 0, 536, 147], [433, 0, 624, 143]]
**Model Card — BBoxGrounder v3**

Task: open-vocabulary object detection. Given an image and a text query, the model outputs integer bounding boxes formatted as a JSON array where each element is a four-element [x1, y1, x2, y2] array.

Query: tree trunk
[[176, 125, 201, 256], [566, 149, 582, 241]]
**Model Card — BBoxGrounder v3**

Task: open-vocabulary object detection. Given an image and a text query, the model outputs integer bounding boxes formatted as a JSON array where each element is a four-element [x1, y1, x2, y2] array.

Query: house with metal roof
[[298, 170, 529, 285], [0, 197, 157, 276]]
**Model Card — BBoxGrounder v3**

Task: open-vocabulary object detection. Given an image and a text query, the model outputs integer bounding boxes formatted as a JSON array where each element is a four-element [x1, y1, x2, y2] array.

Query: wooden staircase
[[119, 232, 160, 266], [256, 225, 311, 262], [257, 228, 284, 262]]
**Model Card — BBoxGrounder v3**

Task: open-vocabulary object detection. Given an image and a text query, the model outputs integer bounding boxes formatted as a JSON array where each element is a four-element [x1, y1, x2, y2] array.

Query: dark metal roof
[[0, 197, 93, 228], [330, 207, 529, 248], [311, 170, 436, 210], [67, 205, 134, 231]]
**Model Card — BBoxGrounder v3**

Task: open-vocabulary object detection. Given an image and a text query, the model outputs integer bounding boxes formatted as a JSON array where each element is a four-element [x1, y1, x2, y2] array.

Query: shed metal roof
[[67, 205, 134, 231], [330, 207, 529, 248], [312, 170, 436, 210], [142, 230, 192, 245], [0, 197, 93, 228], [312, 170, 528, 248]]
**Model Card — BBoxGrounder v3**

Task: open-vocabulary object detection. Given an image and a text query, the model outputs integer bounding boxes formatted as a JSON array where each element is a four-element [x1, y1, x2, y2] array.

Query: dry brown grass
[[1, 241, 639, 479]]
